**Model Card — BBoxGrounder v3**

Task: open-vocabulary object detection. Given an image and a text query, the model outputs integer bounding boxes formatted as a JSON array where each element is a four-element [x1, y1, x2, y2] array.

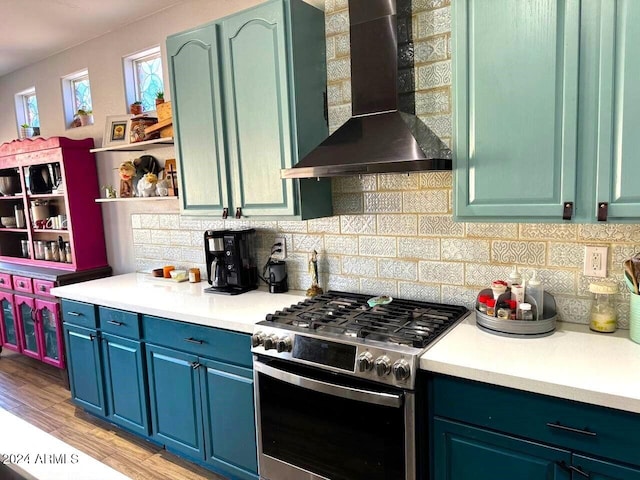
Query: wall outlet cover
[[584, 246, 608, 277]]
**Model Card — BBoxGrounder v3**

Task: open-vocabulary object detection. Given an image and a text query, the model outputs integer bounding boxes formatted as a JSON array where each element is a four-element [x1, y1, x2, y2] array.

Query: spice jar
[[589, 281, 619, 333]]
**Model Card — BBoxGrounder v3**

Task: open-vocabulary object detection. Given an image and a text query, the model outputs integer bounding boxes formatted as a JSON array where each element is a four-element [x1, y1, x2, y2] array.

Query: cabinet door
[[15, 294, 40, 359], [453, 0, 580, 220], [101, 333, 149, 436], [433, 418, 571, 480], [200, 358, 257, 479], [221, 0, 297, 217], [146, 343, 204, 458], [0, 291, 20, 352], [63, 324, 105, 417], [167, 24, 230, 215], [594, 0, 640, 221], [35, 299, 64, 368], [573, 453, 640, 480]]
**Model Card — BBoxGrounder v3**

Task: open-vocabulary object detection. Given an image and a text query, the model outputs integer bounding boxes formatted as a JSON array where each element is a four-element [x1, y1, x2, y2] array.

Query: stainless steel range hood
[[281, 0, 452, 179]]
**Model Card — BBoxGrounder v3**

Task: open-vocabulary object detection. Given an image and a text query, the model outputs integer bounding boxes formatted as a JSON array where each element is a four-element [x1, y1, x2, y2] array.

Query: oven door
[[254, 357, 415, 480]]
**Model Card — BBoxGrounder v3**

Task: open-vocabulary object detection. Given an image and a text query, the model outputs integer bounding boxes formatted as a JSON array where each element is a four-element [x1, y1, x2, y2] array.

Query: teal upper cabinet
[[454, 0, 640, 222], [167, 0, 332, 220]]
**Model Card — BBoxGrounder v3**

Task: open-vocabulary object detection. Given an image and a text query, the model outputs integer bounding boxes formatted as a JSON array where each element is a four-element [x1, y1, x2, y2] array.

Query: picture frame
[[102, 114, 133, 148]]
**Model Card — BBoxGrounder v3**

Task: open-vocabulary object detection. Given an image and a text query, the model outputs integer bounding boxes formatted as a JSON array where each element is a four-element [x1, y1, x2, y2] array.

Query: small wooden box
[[157, 101, 172, 122]]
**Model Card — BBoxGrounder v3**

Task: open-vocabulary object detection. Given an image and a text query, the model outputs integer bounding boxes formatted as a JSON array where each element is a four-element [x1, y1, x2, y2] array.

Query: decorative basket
[[475, 288, 557, 338]]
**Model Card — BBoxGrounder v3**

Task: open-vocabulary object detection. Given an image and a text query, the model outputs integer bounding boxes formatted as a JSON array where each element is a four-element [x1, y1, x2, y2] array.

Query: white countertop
[[51, 272, 307, 334], [421, 314, 640, 414]]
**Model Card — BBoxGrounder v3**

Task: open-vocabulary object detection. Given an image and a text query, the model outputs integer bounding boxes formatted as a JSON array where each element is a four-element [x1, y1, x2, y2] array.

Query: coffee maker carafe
[[204, 229, 258, 295]]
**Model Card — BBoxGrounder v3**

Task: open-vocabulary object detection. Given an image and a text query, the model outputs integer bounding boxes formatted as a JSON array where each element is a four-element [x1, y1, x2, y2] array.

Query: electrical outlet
[[271, 237, 286, 261], [584, 246, 608, 277]]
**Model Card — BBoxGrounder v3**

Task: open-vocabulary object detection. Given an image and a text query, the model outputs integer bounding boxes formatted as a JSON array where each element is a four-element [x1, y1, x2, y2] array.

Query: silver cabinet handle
[[546, 422, 597, 437], [184, 337, 204, 344], [107, 320, 123, 326], [254, 360, 402, 408], [67, 311, 82, 316]]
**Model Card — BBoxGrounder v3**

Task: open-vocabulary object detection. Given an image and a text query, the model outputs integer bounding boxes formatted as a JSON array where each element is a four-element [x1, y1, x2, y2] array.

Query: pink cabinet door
[[0, 291, 20, 352], [15, 294, 40, 360], [35, 299, 64, 368]]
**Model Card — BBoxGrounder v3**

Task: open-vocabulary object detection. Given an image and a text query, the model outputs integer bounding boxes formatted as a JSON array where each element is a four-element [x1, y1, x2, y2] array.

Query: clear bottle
[[519, 302, 534, 321], [589, 281, 619, 333], [528, 271, 544, 320], [508, 266, 522, 287]]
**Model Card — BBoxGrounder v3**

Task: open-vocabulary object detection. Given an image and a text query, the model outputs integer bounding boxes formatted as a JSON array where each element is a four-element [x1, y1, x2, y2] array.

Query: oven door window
[[257, 364, 405, 480]]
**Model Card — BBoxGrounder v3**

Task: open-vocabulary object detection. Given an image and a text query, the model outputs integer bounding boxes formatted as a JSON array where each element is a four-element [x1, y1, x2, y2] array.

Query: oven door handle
[[254, 360, 403, 408]]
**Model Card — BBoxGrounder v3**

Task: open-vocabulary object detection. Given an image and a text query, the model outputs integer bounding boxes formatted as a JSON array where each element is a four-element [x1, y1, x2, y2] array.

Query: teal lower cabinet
[[63, 323, 105, 417], [101, 333, 149, 436], [430, 374, 640, 480]]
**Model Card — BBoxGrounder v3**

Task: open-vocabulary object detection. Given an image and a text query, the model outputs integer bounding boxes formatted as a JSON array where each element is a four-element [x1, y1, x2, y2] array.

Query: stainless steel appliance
[[204, 229, 258, 295], [252, 291, 469, 480]]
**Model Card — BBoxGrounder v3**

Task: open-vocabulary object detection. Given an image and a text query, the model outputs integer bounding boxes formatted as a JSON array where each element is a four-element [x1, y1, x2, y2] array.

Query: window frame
[[123, 46, 165, 113], [61, 69, 94, 128]]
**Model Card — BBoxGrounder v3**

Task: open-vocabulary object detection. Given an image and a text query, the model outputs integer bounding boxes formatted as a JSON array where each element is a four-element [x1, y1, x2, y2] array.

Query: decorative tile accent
[[419, 260, 464, 285], [418, 215, 464, 236], [324, 235, 359, 255], [342, 256, 376, 276], [377, 214, 418, 236], [327, 83, 343, 106], [364, 192, 403, 213], [611, 245, 640, 272], [413, 0, 451, 13], [464, 263, 513, 287], [292, 234, 323, 252], [548, 242, 584, 268], [190, 231, 205, 247], [360, 278, 398, 297], [325, 0, 349, 14], [414, 36, 448, 64], [491, 241, 546, 265], [398, 282, 441, 302], [180, 247, 205, 264], [325, 11, 349, 35], [158, 214, 180, 229], [325, 35, 336, 60], [140, 214, 160, 229], [131, 214, 142, 229], [416, 60, 451, 90], [319, 255, 342, 276], [327, 57, 350, 82], [359, 236, 397, 257], [416, 88, 449, 115], [334, 33, 350, 57], [379, 259, 418, 281], [419, 171, 452, 188], [308, 216, 341, 234], [414, 7, 451, 39], [466, 223, 518, 239], [521, 268, 576, 296], [170, 230, 192, 246], [333, 193, 364, 214], [578, 224, 640, 242], [289, 271, 314, 291], [132, 230, 151, 244], [403, 191, 448, 213], [201, 219, 226, 231], [441, 285, 479, 310], [326, 275, 360, 292], [340, 215, 376, 234], [418, 113, 451, 137], [520, 224, 577, 240], [555, 297, 591, 324], [378, 173, 420, 191], [328, 104, 352, 130], [178, 216, 202, 230], [332, 175, 377, 193], [279, 252, 308, 272], [149, 230, 170, 245], [398, 237, 440, 260], [442, 239, 490, 262], [277, 221, 308, 233]]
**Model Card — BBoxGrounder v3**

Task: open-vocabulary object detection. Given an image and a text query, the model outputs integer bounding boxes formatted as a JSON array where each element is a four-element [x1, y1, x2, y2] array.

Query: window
[[124, 47, 164, 113], [14, 88, 40, 137], [62, 69, 94, 127]]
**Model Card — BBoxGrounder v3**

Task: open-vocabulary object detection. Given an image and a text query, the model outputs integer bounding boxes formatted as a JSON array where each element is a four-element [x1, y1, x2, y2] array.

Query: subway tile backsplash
[[130, 1, 639, 328]]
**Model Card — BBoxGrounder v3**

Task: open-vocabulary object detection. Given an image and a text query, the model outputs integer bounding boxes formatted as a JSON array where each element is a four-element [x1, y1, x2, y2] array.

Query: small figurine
[[102, 185, 117, 198], [137, 172, 158, 197], [117, 161, 136, 198], [306, 249, 324, 297]]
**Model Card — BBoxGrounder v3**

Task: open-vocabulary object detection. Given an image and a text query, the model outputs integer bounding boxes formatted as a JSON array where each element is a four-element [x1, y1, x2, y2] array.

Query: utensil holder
[[630, 293, 640, 344]]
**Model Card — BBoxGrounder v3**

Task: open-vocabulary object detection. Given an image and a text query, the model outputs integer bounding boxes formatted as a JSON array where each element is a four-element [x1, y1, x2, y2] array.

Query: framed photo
[[102, 114, 132, 148]]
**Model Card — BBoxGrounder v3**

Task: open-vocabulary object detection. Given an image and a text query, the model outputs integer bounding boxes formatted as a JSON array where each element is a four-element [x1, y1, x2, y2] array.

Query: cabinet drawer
[[33, 279, 56, 297], [0, 273, 11, 289], [12, 275, 32, 293], [99, 307, 141, 339], [61, 299, 98, 329], [432, 374, 640, 466], [142, 315, 252, 367]]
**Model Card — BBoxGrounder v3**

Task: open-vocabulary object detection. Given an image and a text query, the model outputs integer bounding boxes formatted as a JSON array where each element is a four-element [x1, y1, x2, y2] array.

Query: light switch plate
[[584, 246, 608, 277]]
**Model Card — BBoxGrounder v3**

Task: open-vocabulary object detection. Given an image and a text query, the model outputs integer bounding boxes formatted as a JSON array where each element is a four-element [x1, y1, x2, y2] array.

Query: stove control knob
[[357, 352, 374, 372], [251, 331, 265, 348], [374, 356, 391, 377], [263, 335, 277, 350], [392, 359, 411, 382], [276, 336, 293, 353]]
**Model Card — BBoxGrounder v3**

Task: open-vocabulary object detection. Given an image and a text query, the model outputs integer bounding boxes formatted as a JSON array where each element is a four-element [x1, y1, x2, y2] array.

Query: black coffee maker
[[204, 229, 258, 295]]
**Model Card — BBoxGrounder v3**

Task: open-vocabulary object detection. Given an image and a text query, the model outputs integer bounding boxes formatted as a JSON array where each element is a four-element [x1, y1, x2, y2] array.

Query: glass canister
[[589, 281, 619, 333]]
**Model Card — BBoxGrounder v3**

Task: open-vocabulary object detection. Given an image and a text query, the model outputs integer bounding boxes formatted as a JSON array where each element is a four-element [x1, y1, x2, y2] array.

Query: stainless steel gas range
[[251, 291, 469, 480]]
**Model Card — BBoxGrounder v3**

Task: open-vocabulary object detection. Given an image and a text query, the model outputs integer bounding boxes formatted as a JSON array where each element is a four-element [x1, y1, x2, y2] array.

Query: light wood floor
[[0, 349, 227, 480]]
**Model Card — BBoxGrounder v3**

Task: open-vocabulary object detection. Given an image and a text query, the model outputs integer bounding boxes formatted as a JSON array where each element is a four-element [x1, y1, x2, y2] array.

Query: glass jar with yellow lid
[[589, 280, 619, 333]]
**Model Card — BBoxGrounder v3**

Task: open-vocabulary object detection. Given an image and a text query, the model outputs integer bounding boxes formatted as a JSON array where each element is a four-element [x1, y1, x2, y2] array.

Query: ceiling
[[0, 0, 326, 78]]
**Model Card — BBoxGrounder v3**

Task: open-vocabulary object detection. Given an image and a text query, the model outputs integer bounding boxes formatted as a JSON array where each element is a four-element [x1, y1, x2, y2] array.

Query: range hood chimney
[[281, 0, 452, 179]]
